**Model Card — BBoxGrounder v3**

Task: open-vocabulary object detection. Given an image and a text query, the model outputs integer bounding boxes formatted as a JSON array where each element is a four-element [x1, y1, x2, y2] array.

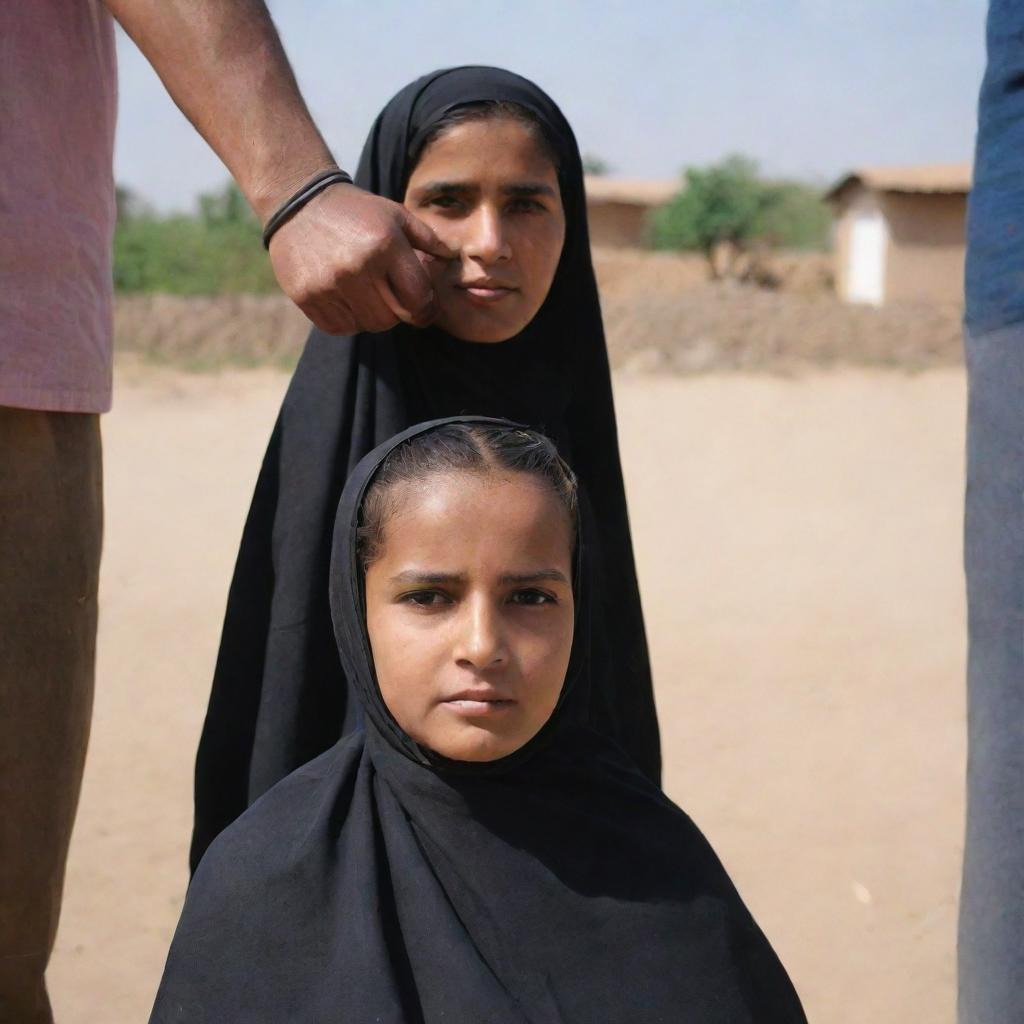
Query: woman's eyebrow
[[412, 181, 556, 198], [413, 181, 475, 196], [502, 183, 557, 198]]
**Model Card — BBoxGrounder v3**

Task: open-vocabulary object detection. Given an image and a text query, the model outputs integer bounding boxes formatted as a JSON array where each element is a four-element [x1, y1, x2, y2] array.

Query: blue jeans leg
[[960, 4, 1024, 1018], [959, 323, 1024, 1024], [954, 4, 1024, 1019]]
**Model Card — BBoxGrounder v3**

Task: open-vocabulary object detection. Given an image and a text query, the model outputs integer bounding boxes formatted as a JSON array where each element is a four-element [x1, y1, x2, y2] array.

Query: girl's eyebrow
[[499, 569, 568, 585], [389, 570, 464, 585]]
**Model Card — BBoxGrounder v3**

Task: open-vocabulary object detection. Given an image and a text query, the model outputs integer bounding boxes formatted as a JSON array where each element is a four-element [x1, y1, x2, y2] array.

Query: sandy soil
[[48, 358, 967, 1023]]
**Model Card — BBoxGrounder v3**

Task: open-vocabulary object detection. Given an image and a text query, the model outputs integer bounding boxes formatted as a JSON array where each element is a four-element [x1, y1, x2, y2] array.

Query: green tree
[[651, 155, 829, 275], [198, 180, 253, 226], [113, 180, 276, 294], [582, 153, 612, 176], [752, 180, 831, 250]]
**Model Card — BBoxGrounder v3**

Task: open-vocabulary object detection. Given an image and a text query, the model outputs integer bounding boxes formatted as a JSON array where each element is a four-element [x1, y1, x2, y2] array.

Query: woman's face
[[404, 117, 566, 343], [364, 470, 574, 762]]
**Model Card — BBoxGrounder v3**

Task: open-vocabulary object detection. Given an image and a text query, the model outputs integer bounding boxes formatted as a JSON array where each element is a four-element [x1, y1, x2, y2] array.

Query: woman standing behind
[[191, 67, 660, 870]]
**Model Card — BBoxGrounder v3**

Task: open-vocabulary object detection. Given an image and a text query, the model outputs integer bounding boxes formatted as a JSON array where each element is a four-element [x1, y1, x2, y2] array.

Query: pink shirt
[[0, 1, 117, 413]]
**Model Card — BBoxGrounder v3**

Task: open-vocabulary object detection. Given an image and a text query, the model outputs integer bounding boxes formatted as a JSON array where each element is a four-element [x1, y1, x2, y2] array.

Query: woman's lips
[[455, 282, 517, 304]]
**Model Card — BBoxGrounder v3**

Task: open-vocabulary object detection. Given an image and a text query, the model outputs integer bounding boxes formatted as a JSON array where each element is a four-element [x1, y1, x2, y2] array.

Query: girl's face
[[364, 470, 574, 762], [403, 118, 566, 343]]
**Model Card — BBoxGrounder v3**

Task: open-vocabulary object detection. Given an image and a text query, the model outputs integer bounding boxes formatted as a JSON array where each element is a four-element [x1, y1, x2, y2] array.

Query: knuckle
[[338, 248, 377, 281], [329, 256, 357, 283], [367, 233, 395, 264], [291, 285, 316, 310]]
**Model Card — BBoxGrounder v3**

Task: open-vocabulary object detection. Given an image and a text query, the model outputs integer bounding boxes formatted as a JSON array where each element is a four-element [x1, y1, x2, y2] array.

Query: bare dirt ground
[[48, 357, 966, 1023], [113, 248, 963, 374]]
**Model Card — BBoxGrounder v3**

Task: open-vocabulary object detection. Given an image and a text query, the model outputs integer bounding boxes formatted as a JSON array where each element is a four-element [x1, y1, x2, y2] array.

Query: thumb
[[399, 208, 457, 260]]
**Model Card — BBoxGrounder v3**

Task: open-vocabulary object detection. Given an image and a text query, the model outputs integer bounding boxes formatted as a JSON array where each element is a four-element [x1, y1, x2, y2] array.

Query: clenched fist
[[267, 182, 456, 335]]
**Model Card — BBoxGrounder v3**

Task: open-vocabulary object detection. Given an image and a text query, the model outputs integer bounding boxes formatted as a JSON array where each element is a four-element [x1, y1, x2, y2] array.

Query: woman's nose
[[453, 596, 508, 669], [462, 206, 511, 265]]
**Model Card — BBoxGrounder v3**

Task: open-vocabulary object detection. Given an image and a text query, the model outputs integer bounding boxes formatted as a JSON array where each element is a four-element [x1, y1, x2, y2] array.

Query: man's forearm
[[106, 0, 452, 336], [105, 0, 336, 221]]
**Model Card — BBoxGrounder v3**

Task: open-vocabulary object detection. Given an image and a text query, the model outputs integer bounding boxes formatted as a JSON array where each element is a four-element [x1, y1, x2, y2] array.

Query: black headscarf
[[191, 66, 660, 872], [153, 418, 805, 1024]]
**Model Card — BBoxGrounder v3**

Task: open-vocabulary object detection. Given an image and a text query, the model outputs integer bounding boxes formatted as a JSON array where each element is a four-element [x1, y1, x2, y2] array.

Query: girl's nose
[[453, 595, 508, 670]]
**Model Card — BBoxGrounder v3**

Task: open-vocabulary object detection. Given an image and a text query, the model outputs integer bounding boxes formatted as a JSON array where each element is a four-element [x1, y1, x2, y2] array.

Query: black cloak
[[153, 417, 806, 1024], [191, 66, 661, 873]]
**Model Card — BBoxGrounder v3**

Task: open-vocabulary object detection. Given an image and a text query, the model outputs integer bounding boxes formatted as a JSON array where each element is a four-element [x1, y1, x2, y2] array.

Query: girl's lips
[[442, 698, 515, 717]]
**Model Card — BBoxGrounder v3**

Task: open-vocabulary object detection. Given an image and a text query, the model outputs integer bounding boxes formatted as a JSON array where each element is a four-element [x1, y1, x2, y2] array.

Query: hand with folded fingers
[[267, 180, 457, 336]]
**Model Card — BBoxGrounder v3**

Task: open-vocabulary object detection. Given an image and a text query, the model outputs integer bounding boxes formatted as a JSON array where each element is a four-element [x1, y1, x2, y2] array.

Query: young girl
[[192, 68, 660, 870], [153, 419, 806, 1024]]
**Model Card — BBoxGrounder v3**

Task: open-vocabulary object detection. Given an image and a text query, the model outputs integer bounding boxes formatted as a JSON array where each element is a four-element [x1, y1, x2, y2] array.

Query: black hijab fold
[[153, 419, 805, 1024], [191, 66, 660, 873]]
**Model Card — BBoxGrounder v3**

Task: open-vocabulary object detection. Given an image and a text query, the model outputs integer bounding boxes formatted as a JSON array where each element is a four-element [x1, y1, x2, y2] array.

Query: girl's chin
[[427, 738, 523, 762], [420, 724, 537, 763]]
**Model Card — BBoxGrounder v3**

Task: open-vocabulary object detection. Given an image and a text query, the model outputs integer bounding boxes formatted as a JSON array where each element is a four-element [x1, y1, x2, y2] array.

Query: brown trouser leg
[[0, 408, 102, 1024]]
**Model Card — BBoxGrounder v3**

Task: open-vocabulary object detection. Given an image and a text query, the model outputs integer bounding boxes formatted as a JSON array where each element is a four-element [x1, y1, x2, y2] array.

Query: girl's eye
[[509, 589, 555, 607], [401, 590, 451, 608]]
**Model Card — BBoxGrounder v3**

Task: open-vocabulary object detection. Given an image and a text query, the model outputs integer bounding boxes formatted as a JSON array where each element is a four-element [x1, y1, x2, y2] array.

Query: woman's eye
[[508, 198, 543, 214], [509, 589, 555, 607], [427, 195, 463, 211], [402, 590, 451, 608]]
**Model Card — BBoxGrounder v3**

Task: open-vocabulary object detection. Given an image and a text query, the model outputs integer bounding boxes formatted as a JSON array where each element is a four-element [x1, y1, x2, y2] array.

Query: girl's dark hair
[[408, 100, 563, 177], [357, 423, 578, 571]]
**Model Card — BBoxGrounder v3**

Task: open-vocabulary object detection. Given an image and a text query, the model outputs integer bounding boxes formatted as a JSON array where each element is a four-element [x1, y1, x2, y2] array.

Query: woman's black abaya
[[153, 418, 806, 1024], [191, 67, 661, 872]]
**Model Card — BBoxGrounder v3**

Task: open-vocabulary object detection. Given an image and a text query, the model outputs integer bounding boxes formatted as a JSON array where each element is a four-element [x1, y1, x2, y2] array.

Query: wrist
[[246, 148, 341, 224], [262, 169, 355, 249]]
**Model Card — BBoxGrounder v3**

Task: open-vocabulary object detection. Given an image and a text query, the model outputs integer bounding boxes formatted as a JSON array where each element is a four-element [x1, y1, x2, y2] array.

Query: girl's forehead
[[377, 472, 572, 559], [390, 469, 560, 521]]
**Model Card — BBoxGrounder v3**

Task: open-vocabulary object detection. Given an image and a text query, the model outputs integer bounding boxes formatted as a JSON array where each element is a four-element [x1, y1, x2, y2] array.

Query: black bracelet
[[262, 168, 354, 249]]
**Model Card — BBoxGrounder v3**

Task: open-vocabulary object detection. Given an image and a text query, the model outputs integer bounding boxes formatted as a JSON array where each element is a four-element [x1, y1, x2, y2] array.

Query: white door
[[846, 205, 888, 306]]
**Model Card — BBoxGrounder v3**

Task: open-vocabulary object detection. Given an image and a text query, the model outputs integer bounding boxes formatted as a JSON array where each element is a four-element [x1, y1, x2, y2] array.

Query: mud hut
[[584, 177, 678, 249], [826, 164, 971, 306]]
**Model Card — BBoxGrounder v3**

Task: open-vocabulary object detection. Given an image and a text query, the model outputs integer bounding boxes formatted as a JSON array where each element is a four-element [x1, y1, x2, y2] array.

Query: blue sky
[[114, 0, 988, 212]]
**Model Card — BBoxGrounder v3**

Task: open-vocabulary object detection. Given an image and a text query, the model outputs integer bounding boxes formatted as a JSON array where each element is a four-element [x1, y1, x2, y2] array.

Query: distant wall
[[881, 192, 966, 305], [586, 202, 653, 248]]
